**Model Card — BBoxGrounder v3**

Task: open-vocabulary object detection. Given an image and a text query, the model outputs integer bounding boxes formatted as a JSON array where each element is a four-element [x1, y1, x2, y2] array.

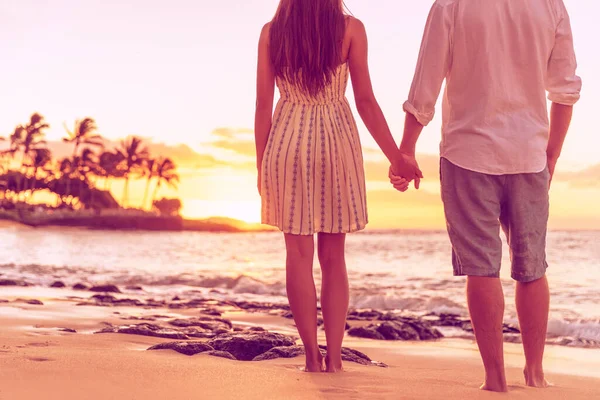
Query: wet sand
[[1, 287, 599, 400]]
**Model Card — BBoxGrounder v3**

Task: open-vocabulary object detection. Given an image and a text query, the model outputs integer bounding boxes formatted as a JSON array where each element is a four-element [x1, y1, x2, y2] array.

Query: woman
[[254, 0, 411, 373]]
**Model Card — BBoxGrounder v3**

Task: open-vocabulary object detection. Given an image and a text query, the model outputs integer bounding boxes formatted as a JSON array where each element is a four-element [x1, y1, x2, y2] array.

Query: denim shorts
[[440, 158, 550, 282]]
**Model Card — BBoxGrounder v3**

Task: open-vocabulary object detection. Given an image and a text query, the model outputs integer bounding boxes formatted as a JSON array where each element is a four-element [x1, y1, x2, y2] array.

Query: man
[[390, 0, 582, 393]]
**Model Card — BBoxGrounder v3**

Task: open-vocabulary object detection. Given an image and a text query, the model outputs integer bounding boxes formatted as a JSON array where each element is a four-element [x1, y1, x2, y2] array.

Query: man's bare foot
[[524, 368, 551, 388], [480, 372, 508, 392], [480, 382, 509, 392]]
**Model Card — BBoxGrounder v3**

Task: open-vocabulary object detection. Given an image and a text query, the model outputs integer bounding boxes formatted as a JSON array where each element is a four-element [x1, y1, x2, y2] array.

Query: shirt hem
[[440, 155, 547, 175]]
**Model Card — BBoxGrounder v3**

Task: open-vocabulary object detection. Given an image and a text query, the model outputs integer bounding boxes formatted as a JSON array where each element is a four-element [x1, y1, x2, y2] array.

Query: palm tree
[[97, 150, 124, 191], [21, 113, 49, 168], [25, 148, 52, 200], [115, 136, 149, 207], [141, 158, 156, 210], [63, 118, 103, 157], [6, 126, 25, 170], [151, 157, 180, 207]]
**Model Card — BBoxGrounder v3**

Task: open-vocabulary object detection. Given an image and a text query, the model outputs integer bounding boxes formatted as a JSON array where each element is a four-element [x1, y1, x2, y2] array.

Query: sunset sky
[[1, 0, 598, 229]]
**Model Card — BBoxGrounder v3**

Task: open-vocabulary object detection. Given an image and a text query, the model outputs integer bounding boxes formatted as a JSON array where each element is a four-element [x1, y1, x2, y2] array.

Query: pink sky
[[1, 0, 597, 166], [1, 0, 598, 226]]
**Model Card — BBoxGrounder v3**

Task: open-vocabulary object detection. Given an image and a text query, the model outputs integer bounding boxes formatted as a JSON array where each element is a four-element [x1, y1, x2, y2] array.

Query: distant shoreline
[[0, 210, 274, 233]]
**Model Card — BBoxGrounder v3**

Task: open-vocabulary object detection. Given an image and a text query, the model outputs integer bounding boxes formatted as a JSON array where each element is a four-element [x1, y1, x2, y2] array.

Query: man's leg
[[440, 158, 508, 392], [516, 276, 550, 387], [467, 277, 507, 392], [502, 168, 551, 387]]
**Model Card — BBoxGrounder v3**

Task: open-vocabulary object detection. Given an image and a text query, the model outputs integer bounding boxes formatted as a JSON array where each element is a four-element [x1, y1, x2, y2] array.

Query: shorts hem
[[261, 220, 367, 235]]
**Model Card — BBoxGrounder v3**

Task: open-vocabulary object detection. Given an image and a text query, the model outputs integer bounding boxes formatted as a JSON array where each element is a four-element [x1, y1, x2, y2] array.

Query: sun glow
[[182, 199, 262, 223]]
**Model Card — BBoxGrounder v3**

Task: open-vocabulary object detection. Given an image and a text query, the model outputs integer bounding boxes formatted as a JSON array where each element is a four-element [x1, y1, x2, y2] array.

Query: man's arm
[[545, 0, 582, 185], [392, 2, 454, 190], [546, 103, 573, 184]]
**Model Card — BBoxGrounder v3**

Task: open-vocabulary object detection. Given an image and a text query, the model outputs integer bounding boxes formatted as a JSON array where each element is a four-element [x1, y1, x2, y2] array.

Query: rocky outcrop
[[207, 332, 296, 361], [90, 294, 144, 307], [89, 285, 121, 293], [50, 281, 66, 288], [252, 345, 305, 361], [0, 279, 29, 287], [72, 283, 88, 290], [168, 317, 232, 331], [205, 350, 237, 360], [148, 341, 213, 356], [425, 313, 520, 334], [348, 319, 442, 341], [96, 323, 189, 340], [18, 299, 44, 306]]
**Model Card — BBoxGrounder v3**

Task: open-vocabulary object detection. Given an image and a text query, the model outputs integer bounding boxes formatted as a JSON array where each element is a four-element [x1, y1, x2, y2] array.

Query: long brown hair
[[269, 0, 347, 96]]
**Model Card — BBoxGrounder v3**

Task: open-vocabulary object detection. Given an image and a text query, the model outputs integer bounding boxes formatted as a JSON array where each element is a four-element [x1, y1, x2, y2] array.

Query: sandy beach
[[1, 286, 598, 400]]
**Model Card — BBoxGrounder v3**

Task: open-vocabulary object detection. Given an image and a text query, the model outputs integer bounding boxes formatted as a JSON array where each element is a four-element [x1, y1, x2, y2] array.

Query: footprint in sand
[[27, 357, 55, 362]]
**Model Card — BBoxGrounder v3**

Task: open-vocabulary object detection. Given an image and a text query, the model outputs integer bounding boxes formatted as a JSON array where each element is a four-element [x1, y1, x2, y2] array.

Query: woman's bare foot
[[303, 353, 324, 373], [524, 367, 551, 388], [325, 355, 344, 373]]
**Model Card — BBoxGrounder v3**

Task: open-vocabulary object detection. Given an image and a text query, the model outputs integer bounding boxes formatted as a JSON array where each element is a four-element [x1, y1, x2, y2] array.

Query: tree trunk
[[122, 176, 129, 208], [142, 177, 152, 210], [151, 181, 162, 210]]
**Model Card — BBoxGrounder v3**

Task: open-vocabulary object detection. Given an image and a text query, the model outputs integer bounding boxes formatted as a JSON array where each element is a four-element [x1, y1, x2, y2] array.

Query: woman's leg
[[317, 233, 349, 373], [284, 233, 322, 372]]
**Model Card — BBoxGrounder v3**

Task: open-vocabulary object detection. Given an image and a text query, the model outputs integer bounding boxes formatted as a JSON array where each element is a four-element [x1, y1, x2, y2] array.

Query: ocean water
[[1, 224, 599, 344]]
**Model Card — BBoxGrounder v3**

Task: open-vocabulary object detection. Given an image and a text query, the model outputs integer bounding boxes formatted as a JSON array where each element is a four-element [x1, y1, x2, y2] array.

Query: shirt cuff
[[403, 101, 434, 126], [547, 91, 581, 106]]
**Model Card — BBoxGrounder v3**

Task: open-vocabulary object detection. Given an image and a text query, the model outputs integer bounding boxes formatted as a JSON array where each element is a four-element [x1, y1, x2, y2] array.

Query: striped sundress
[[261, 63, 368, 235]]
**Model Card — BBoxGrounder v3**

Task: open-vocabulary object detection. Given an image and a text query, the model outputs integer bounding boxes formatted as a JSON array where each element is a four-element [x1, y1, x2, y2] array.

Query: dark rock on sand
[[0, 279, 29, 287], [318, 345, 388, 367], [148, 341, 213, 356], [427, 313, 520, 335], [171, 296, 181, 301], [347, 309, 384, 321], [97, 323, 189, 340], [347, 326, 386, 340], [0, 299, 9, 303], [59, 328, 77, 333], [503, 323, 520, 334], [89, 285, 121, 293], [125, 285, 144, 291], [73, 283, 88, 290], [90, 294, 144, 307], [234, 301, 289, 312], [246, 326, 266, 332], [21, 299, 44, 306], [168, 298, 208, 309], [169, 317, 233, 331], [91, 294, 118, 303], [205, 350, 237, 360], [253, 345, 305, 361], [181, 328, 218, 339], [348, 319, 442, 341], [50, 281, 66, 288], [145, 299, 167, 308], [208, 332, 295, 361], [199, 308, 222, 317]]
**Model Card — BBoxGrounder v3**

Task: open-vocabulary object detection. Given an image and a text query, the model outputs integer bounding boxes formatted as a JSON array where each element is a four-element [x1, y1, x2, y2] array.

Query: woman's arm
[[347, 18, 407, 174], [254, 23, 275, 180]]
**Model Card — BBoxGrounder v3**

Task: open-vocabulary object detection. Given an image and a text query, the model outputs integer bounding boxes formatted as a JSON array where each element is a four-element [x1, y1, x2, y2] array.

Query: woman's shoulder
[[345, 16, 366, 35], [259, 22, 272, 43]]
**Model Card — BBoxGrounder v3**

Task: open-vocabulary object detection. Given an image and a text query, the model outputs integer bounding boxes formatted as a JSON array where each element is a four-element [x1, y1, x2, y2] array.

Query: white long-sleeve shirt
[[404, 0, 582, 175]]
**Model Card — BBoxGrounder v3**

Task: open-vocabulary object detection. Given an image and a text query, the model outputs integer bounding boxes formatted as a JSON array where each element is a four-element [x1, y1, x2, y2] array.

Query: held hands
[[389, 152, 423, 192]]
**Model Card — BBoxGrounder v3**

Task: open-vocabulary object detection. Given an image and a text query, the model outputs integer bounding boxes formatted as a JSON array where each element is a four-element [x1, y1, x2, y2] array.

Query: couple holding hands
[[254, 0, 581, 392]]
